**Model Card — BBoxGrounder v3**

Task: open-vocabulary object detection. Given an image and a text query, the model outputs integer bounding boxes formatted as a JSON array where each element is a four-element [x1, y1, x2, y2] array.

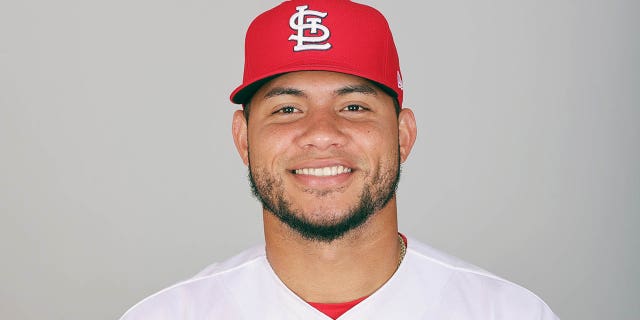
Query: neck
[[263, 197, 401, 303]]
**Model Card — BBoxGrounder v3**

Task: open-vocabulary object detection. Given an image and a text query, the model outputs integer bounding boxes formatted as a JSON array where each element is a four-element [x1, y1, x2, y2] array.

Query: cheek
[[355, 123, 398, 152], [248, 125, 296, 165]]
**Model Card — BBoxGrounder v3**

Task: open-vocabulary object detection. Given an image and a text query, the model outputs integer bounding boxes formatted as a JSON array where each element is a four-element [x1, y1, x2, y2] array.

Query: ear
[[397, 108, 417, 163], [232, 110, 249, 166]]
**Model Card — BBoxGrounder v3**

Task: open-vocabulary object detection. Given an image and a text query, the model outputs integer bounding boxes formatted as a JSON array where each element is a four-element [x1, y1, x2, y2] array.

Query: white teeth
[[295, 165, 352, 176]]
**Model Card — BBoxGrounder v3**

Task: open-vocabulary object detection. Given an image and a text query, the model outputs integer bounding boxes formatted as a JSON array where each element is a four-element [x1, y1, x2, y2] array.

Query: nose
[[294, 110, 347, 151]]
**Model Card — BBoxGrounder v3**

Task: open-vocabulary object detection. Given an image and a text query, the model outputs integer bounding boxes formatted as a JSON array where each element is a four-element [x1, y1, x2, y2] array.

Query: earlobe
[[232, 110, 249, 166], [398, 108, 417, 163]]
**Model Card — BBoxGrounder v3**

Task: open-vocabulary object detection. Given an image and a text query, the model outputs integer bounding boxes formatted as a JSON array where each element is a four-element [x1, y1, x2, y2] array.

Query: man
[[121, 0, 558, 319]]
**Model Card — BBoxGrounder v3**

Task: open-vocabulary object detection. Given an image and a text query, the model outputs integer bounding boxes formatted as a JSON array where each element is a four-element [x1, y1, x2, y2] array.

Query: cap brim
[[230, 65, 398, 105]]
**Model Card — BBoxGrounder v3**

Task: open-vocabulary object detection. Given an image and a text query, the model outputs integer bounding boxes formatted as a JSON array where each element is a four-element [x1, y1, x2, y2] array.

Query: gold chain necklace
[[397, 234, 406, 268]]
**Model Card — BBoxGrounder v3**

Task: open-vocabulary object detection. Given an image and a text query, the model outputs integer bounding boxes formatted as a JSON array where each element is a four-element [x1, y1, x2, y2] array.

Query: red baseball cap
[[230, 0, 404, 106]]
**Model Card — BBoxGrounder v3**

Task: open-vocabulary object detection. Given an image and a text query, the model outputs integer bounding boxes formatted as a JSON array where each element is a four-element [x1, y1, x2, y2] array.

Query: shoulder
[[403, 236, 559, 319], [191, 243, 266, 278], [119, 244, 267, 320]]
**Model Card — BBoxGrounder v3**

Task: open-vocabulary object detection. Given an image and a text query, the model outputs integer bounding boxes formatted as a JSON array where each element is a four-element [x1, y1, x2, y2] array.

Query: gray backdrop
[[1, 0, 638, 319]]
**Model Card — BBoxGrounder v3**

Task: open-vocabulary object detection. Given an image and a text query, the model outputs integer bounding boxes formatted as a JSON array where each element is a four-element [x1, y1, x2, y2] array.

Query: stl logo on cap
[[230, 0, 404, 106], [288, 5, 332, 52]]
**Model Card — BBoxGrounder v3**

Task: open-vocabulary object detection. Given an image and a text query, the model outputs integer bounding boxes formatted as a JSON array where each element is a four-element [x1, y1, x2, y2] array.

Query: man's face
[[232, 71, 415, 242]]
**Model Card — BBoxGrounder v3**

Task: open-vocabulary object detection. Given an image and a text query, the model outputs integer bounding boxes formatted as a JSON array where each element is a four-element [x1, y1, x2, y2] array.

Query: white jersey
[[120, 236, 558, 319]]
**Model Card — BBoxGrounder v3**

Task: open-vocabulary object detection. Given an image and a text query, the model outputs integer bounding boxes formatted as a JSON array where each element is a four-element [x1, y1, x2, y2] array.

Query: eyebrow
[[334, 84, 378, 96], [263, 87, 306, 99], [262, 83, 378, 100]]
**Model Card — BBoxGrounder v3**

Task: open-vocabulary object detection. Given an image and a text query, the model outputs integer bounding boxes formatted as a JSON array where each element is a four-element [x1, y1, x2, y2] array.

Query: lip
[[287, 158, 357, 189], [288, 158, 356, 172]]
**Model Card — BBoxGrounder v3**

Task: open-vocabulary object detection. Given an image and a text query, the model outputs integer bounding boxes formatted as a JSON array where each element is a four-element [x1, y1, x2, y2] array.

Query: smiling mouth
[[293, 165, 353, 177]]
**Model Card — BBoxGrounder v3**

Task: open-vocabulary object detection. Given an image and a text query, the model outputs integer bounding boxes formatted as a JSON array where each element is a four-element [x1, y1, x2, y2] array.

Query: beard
[[248, 150, 401, 243]]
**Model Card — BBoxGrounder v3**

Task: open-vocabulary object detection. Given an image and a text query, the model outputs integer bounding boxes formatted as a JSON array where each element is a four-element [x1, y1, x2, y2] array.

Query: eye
[[273, 106, 300, 114], [343, 104, 367, 112]]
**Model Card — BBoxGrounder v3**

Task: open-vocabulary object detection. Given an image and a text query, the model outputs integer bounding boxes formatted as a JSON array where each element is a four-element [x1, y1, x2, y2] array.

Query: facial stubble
[[248, 149, 401, 243]]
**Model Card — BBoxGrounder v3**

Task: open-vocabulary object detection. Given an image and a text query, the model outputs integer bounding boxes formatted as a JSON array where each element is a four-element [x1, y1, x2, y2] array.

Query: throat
[[265, 230, 405, 304]]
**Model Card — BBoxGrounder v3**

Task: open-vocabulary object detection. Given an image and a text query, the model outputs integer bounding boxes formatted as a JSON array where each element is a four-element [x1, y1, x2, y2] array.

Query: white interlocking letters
[[288, 5, 332, 52]]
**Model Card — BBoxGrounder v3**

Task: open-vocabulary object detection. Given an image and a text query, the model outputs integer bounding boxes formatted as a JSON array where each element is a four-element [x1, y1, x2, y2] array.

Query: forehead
[[249, 71, 389, 104]]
